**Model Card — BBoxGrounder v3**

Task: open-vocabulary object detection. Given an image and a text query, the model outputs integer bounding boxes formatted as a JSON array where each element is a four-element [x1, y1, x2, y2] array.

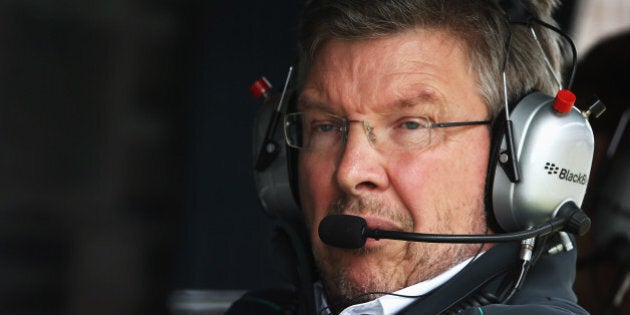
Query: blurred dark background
[[0, 0, 627, 314], [0, 1, 300, 314]]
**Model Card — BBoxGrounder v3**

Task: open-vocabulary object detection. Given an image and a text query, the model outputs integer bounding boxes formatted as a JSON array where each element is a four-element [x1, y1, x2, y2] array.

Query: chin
[[316, 244, 403, 299]]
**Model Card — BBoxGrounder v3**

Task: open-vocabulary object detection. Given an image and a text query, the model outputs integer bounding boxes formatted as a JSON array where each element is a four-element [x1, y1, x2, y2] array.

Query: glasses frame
[[283, 112, 491, 152]]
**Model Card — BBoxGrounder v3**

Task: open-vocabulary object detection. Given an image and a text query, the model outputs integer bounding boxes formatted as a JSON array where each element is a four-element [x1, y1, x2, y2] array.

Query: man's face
[[297, 29, 492, 307]]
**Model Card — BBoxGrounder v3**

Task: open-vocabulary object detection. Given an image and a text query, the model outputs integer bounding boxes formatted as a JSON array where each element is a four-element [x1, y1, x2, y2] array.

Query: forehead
[[298, 29, 481, 117]]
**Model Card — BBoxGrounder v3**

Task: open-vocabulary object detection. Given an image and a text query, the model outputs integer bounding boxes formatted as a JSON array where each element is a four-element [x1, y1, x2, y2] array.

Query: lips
[[358, 215, 406, 248], [362, 215, 405, 232]]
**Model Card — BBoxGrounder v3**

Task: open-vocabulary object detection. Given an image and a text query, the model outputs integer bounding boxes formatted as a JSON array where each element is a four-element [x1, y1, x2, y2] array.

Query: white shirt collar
[[314, 254, 482, 315]]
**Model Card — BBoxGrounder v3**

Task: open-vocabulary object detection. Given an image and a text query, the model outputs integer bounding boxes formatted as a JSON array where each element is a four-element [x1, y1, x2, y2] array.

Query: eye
[[304, 113, 343, 135], [395, 117, 428, 130], [313, 122, 337, 133], [402, 121, 421, 130]]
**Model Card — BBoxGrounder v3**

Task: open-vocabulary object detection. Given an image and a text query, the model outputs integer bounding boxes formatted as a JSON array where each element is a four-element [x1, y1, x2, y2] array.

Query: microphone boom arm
[[367, 216, 566, 243], [318, 202, 590, 249]]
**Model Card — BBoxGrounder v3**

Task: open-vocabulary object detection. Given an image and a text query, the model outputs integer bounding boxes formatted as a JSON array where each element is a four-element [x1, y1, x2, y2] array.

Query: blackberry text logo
[[544, 162, 587, 185]]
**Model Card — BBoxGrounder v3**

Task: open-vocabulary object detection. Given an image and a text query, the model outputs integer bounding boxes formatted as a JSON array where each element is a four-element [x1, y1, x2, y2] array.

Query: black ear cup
[[485, 106, 509, 233], [253, 93, 301, 222], [489, 92, 595, 232]]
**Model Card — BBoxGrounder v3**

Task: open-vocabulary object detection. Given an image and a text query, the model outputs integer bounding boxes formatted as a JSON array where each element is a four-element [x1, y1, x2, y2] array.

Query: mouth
[[360, 215, 405, 248]]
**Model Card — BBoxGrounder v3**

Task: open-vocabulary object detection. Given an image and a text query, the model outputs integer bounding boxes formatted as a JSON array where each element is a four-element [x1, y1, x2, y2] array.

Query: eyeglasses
[[284, 112, 491, 152]]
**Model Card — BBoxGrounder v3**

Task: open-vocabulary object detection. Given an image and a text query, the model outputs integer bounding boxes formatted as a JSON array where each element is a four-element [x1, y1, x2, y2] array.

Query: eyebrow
[[390, 88, 443, 108], [379, 89, 444, 118], [297, 95, 329, 112], [297, 88, 444, 115]]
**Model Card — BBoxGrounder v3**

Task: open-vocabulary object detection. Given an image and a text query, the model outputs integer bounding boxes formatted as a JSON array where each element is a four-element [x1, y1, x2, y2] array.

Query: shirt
[[313, 255, 481, 315]]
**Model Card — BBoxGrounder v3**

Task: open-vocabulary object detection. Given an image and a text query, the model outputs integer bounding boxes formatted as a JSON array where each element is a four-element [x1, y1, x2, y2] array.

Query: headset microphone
[[319, 201, 591, 249], [251, 0, 606, 247]]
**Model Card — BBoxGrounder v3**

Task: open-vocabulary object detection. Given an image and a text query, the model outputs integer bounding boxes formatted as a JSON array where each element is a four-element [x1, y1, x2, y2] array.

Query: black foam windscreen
[[318, 215, 367, 249]]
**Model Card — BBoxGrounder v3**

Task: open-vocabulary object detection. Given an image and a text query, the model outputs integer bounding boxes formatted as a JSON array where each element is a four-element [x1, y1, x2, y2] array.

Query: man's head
[[297, 0, 566, 117], [292, 0, 567, 311]]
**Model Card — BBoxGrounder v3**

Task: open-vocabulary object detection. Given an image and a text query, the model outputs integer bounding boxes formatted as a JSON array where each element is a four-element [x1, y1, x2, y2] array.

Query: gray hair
[[297, 0, 567, 117]]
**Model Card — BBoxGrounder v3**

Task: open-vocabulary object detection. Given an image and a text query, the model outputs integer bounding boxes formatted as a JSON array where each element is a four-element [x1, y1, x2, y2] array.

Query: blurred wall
[[0, 0, 299, 314], [173, 0, 301, 291], [0, 1, 197, 314]]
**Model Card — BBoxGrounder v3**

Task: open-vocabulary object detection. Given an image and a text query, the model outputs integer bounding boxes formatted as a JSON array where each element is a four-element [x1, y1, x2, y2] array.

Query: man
[[229, 0, 590, 314]]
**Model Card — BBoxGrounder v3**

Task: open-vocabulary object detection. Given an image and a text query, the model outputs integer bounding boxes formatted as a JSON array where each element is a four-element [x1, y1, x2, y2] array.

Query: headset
[[252, 1, 604, 237], [244, 1, 609, 314], [252, 69, 302, 222]]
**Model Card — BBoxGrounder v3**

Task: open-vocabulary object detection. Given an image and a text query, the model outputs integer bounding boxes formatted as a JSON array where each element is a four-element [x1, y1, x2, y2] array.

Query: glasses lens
[[386, 117, 432, 151], [285, 112, 489, 152], [284, 112, 344, 151], [284, 113, 305, 149]]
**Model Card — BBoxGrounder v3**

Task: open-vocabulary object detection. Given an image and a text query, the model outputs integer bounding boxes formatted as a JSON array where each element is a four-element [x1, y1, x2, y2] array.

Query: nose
[[335, 122, 389, 195]]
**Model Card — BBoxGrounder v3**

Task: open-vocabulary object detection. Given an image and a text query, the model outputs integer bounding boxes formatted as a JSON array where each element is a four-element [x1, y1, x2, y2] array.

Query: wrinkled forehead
[[297, 31, 477, 118], [298, 87, 444, 119]]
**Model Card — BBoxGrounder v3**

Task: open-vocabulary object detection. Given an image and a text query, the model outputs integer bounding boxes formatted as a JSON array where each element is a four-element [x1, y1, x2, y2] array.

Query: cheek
[[432, 130, 491, 195], [388, 132, 490, 229], [386, 153, 449, 214], [298, 153, 337, 230]]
